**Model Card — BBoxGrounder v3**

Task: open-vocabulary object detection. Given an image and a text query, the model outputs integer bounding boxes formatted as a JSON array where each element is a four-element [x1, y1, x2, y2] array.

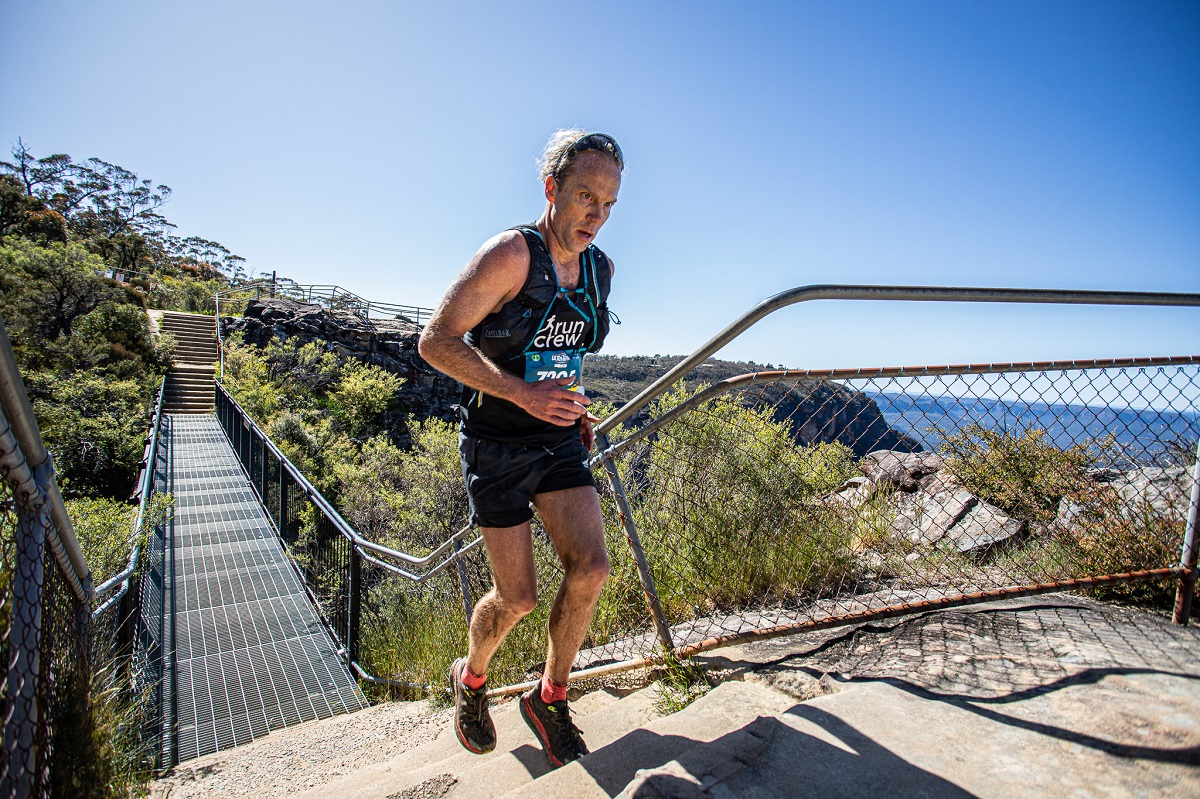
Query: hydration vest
[[459, 225, 616, 443], [466, 226, 613, 370]]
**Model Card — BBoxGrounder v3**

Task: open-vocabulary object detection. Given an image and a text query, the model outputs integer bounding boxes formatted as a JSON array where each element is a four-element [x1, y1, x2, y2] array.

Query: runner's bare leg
[[533, 486, 610, 684], [466, 523, 538, 677]]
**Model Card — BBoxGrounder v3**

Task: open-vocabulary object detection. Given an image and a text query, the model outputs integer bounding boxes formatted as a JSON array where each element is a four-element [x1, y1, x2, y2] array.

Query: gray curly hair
[[537, 128, 625, 182]]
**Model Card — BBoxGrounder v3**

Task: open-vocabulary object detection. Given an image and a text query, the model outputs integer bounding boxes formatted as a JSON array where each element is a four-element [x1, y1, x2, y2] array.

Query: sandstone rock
[[860, 451, 945, 492], [943, 499, 1024, 555], [829, 476, 872, 509], [1111, 466, 1194, 518], [894, 490, 977, 547]]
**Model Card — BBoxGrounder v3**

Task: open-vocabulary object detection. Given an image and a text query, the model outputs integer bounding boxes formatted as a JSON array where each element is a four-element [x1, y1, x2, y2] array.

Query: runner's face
[[546, 150, 621, 255]]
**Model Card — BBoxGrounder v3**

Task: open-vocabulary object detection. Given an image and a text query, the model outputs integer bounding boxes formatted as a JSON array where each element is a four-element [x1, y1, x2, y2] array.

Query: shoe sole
[[520, 692, 566, 768], [451, 658, 494, 755]]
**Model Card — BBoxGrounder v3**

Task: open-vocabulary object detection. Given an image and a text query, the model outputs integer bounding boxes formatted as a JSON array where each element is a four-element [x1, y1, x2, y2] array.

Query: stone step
[[503, 680, 795, 799], [450, 687, 661, 799], [292, 684, 662, 799]]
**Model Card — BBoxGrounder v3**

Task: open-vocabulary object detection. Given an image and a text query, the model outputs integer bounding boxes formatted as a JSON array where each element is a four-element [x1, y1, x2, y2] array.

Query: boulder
[[860, 451, 945, 492], [942, 498, 1024, 555], [892, 489, 978, 547], [828, 476, 872, 510], [1056, 465, 1195, 531], [1110, 466, 1194, 518]]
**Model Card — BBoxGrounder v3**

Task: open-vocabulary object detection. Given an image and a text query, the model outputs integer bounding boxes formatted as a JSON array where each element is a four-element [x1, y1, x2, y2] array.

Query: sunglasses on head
[[554, 133, 624, 176]]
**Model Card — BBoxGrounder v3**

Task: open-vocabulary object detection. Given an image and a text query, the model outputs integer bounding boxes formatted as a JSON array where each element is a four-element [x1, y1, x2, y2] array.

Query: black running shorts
[[459, 433, 596, 528]]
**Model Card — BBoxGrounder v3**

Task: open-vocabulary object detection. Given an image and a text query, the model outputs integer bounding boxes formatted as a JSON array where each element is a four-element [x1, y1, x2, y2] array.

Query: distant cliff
[[223, 299, 918, 455]]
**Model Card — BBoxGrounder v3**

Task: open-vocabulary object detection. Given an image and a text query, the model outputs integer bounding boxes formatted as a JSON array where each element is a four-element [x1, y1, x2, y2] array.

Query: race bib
[[525, 349, 584, 390]]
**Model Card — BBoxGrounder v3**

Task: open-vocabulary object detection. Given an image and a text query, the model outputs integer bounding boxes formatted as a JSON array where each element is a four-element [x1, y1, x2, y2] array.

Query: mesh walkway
[[160, 414, 366, 763]]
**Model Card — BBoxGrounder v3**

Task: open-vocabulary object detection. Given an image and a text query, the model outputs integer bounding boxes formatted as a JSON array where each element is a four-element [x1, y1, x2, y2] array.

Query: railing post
[[595, 432, 674, 652], [1173, 439, 1200, 624], [453, 537, 474, 626], [348, 542, 361, 665], [259, 433, 268, 498], [278, 458, 289, 541]]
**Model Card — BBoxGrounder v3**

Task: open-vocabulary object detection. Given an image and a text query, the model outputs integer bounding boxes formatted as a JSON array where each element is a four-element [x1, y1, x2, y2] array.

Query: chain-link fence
[[210, 285, 1200, 699], [347, 358, 1199, 694], [583, 356, 1199, 667], [0, 391, 94, 798]]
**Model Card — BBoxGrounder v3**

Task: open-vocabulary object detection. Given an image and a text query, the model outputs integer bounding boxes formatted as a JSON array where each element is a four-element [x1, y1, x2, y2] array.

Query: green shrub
[[66, 498, 137, 585], [28, 374, 149, 499], [626, 385, 860, 618], [940, 424, 1096, 528], [330, 361, 403, 438]]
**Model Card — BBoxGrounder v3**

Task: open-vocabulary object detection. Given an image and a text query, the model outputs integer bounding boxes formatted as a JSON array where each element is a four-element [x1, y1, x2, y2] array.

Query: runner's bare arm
[[418, 232, 591, 427]]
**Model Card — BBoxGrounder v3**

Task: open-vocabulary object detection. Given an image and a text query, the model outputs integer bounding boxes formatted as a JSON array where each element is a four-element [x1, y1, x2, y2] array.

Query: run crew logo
[[532, 315, 585, 349]]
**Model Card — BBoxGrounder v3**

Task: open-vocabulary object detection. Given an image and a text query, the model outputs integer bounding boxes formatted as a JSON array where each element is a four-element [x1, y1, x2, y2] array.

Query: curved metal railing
[[91, 376, 168, 618], [596, 284, 1200, 434]]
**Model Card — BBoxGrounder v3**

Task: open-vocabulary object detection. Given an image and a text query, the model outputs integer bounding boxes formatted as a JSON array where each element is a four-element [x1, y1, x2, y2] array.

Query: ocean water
[[864, 391, 1200, 465]]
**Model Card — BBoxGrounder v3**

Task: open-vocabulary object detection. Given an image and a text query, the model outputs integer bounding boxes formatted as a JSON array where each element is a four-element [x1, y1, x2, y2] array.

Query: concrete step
[[450, 687, 661, 799], [293, 684, 664, 799], [504, 680, 795, 799]]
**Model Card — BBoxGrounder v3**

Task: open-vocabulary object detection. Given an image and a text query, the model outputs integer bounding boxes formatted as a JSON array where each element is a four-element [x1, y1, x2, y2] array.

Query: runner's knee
[[565, 551, 610, 590], [499, 587, 539, 616]]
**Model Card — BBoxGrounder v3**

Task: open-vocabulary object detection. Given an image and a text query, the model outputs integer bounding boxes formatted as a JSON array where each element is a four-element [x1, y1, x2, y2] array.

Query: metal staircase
[[159, 311, 217, 414]]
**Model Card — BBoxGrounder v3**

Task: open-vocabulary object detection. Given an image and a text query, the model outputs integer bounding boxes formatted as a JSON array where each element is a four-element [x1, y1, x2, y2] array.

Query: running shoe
[[450, 657, 496, 754], [520, 687, 589, 767]]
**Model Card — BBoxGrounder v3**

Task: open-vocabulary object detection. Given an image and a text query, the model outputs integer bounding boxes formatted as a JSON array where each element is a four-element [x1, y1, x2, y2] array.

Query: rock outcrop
[[221, 298, 461, 423], [832, 451, 1194, 561]]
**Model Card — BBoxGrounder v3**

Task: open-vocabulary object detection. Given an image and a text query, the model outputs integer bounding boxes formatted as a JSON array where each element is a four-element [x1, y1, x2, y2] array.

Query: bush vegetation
[[941, 424, 1185, 608]]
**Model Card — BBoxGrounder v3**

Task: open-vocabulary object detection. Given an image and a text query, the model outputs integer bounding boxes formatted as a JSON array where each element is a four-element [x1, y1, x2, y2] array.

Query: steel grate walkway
[[160, 414, 367, 763]]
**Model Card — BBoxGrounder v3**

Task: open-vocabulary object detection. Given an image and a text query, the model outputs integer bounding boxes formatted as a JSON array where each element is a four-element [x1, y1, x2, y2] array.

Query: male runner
[[417, 129, 624, 768]]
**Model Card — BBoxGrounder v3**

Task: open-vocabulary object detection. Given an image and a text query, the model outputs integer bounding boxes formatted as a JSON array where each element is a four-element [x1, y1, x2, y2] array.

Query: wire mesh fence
[[0, 429, 94, 797], [590, 356, 1200, 661]]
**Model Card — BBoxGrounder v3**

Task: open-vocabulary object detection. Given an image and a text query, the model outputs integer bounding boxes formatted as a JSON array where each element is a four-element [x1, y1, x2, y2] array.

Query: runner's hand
[[580, 411, 601, 450], [518, 378, 591, 426]]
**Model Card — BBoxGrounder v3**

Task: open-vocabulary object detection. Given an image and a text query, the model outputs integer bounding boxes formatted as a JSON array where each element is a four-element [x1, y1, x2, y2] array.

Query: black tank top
[[459, 226, 613, 445]]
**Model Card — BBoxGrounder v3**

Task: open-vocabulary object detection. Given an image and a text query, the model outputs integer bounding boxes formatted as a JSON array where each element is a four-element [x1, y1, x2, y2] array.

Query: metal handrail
[[595, 284, 1200, 436], [0, 315, 92, 603], [92, 376, 168, 617], [216, 382, 481, 582]]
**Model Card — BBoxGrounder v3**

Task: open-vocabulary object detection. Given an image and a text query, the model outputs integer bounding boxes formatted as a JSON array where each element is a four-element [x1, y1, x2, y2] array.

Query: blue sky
[[3, 0, 1198, 369]]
